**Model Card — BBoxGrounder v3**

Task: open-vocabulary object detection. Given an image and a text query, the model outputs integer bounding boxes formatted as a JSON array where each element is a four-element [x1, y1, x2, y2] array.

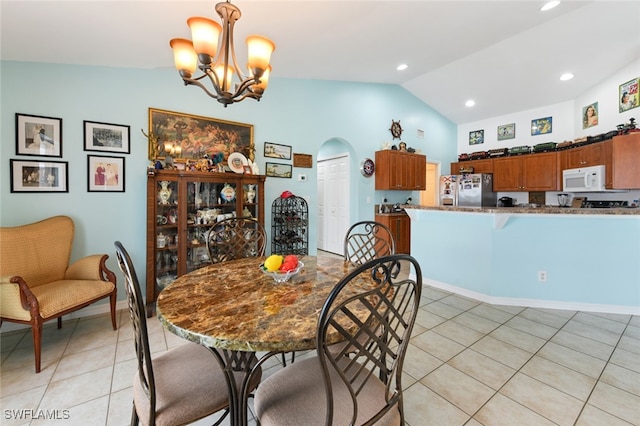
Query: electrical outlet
[[538, 270, 547, 283]]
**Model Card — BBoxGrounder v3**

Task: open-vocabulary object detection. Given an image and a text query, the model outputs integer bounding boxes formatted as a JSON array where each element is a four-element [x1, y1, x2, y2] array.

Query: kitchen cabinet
[[375, 150, 427, 190], [146, 170, 265, 314], [558, 142, 610, 170], [610, 133, 640, 189], [450, 159, 493, 175], [493, 152, 559, 192], [375, 213, 411, 254]]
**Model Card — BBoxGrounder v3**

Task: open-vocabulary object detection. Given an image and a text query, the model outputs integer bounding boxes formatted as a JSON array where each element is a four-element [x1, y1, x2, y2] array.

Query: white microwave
[[562, 165, 606, 192]]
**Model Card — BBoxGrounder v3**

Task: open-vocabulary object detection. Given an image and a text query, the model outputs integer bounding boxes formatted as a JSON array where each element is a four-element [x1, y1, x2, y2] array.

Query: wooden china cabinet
[[146, 169, 265, 315]]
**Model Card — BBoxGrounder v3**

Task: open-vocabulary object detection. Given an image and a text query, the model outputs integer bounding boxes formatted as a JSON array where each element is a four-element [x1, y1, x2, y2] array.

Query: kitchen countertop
[[404, 205, 640, 216]]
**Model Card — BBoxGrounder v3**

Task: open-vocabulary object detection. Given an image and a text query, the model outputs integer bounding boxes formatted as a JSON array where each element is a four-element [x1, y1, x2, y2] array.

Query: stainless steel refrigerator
[[439, 174, 496, 207]]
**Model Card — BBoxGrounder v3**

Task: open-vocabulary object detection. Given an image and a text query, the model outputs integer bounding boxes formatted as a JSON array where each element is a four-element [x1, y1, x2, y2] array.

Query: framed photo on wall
[[10, 159, 68, 192], [264, 142, 292, 160], [15, 113, 62, 157], [531, 117, 552, 135], [469, 130, 484, 145], [582, 103, 599, 129], [497, 123, 515, 140], [619, 78, 639, 112], [88, 155, 125, 192], [84, 120, 131, 153], [266, 162, 292, 178], [148, 108, 254, 163]]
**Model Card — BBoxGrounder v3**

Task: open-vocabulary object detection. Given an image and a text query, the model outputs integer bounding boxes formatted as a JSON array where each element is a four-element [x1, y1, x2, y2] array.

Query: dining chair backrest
[[317, 253, 422, 425], [343, 220, 395, 266], [113, 241, 157, 425], [206, 218, 267, 264]]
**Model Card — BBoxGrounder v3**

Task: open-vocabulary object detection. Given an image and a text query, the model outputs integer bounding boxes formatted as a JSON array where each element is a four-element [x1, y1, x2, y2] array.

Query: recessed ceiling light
[[396, 64, 408, 71], [560, 73, 574, 81], [465, 99, 475, 107], [540, 1, 560, 12]]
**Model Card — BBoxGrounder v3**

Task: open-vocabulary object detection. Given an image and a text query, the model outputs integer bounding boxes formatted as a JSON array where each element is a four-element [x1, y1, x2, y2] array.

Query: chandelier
[[169, 1, 275, 107]]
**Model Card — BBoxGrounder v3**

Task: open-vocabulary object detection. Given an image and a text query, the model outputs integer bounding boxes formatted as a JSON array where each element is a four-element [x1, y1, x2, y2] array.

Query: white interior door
[[317, 154, 350, 254]]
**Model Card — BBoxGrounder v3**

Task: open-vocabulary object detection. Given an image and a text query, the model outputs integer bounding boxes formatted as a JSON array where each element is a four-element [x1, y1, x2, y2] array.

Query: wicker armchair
[[0, 216, 117, 373]]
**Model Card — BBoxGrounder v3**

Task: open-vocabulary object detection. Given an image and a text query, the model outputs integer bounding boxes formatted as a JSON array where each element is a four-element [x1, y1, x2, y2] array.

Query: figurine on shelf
[[246, 184, 256, 203], [158, 181, 172, 205]]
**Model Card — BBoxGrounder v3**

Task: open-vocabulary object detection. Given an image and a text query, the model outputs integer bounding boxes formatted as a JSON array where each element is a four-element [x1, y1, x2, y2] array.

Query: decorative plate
[[227, 152, 248, 174], [360, 158, 375, 177], [220, 183, 236, 202]]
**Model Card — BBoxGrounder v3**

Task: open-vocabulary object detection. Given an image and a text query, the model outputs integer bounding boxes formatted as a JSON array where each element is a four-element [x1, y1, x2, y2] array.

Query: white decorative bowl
[[259, 261, 304, 283]]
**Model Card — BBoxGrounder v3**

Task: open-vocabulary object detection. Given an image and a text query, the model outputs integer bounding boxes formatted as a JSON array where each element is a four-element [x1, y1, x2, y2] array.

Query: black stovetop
[[582, 200, 628, 208]]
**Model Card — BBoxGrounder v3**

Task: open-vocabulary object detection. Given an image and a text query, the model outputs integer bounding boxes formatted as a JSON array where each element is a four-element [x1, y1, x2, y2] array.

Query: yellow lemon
[[264, 255, 283, 272]]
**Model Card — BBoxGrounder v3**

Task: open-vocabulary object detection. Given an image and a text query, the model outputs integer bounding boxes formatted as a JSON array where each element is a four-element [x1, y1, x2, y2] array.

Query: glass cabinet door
[[185, 180, 238, 272], [155, 179, 179, 289]]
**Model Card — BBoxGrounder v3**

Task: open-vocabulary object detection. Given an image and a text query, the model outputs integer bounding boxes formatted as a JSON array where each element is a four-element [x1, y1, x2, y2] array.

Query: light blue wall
[[0, 61, 457, 301], [407, 209, 640, 312]]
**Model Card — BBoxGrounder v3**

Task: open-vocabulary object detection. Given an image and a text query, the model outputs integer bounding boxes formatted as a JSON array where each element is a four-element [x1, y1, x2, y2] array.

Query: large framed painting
[[147, 108, 254, 163]]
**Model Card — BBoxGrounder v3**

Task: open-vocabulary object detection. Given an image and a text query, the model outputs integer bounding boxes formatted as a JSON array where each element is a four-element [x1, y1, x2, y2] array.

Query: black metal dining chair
[[114, 241, 261, 426], [254, 253, 422, 426], [206, 217, 267, 264], [344, 220, 395, 266]]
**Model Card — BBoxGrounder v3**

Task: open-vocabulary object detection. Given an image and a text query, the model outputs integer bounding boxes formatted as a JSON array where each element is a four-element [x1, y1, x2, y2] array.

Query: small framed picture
[[293, 153, 313, 168], [266, 162, 292, 178], [88, 155, 125, 192], [497, 123, 515, 140], [531, 117, 552, 135], [10, 159, 68, 193], [243, 165, 252, 174], [582, 103, 599, 129], [84, 120, 131, 154], [15, 113, 62, 157], [619, 78, 639, 113], [469, 130, 484, 145], [264, 142, 292, 160]]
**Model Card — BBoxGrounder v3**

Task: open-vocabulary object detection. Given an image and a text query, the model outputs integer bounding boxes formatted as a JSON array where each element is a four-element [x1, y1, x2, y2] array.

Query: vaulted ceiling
[[2, 1, 638, 124]]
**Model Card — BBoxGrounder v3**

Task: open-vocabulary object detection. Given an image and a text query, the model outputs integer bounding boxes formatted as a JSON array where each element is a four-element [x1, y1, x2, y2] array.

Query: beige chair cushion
[[255, 356, 400, 426], [134, 343, 260, 426]]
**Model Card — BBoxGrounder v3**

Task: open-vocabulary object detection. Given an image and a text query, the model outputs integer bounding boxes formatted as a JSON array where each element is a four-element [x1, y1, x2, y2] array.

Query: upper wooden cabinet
[[493, 152, 559, 192], [610, 133, 640, 189], [450, 158, 494, 175], [558, 142, 610, 170], [375, 150, 426, 190]]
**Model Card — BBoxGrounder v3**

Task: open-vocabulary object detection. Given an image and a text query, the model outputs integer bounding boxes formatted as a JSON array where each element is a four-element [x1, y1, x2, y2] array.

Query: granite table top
[[157, 256, 373, 352]]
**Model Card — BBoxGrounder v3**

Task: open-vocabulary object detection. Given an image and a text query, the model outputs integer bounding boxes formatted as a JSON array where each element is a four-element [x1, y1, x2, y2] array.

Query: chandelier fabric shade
[[170, 1, 275, 107]]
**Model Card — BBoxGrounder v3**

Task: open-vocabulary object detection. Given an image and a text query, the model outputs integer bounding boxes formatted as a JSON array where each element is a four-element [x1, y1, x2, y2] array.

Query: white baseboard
[[423, 278, 640, 316], [1, 300, 131, 334]]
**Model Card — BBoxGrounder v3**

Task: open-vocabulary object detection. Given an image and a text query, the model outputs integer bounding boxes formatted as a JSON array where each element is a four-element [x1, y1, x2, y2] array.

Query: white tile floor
[[2, 286, 639, 425]]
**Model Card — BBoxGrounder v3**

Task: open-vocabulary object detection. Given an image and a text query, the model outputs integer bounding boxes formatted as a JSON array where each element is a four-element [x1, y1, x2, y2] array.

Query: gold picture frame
[[147, 108, 254, 163]]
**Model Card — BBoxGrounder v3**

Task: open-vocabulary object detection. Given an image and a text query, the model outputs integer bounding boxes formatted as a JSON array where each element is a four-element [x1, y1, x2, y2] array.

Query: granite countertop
[[156, 256, 375, 352], [404, 205, 640, 216]]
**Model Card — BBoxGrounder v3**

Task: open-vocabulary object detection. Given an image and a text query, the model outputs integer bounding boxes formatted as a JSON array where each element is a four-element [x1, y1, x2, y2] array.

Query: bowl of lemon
[[260, 254, 304, 283]]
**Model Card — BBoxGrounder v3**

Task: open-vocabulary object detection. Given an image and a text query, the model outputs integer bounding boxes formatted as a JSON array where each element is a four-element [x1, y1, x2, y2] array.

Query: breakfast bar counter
[[404, 206, 640, 315]]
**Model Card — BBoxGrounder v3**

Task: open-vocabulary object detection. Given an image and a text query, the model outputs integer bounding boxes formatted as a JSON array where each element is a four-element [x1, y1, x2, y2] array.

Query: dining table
[[156, 255, 374, 426]]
